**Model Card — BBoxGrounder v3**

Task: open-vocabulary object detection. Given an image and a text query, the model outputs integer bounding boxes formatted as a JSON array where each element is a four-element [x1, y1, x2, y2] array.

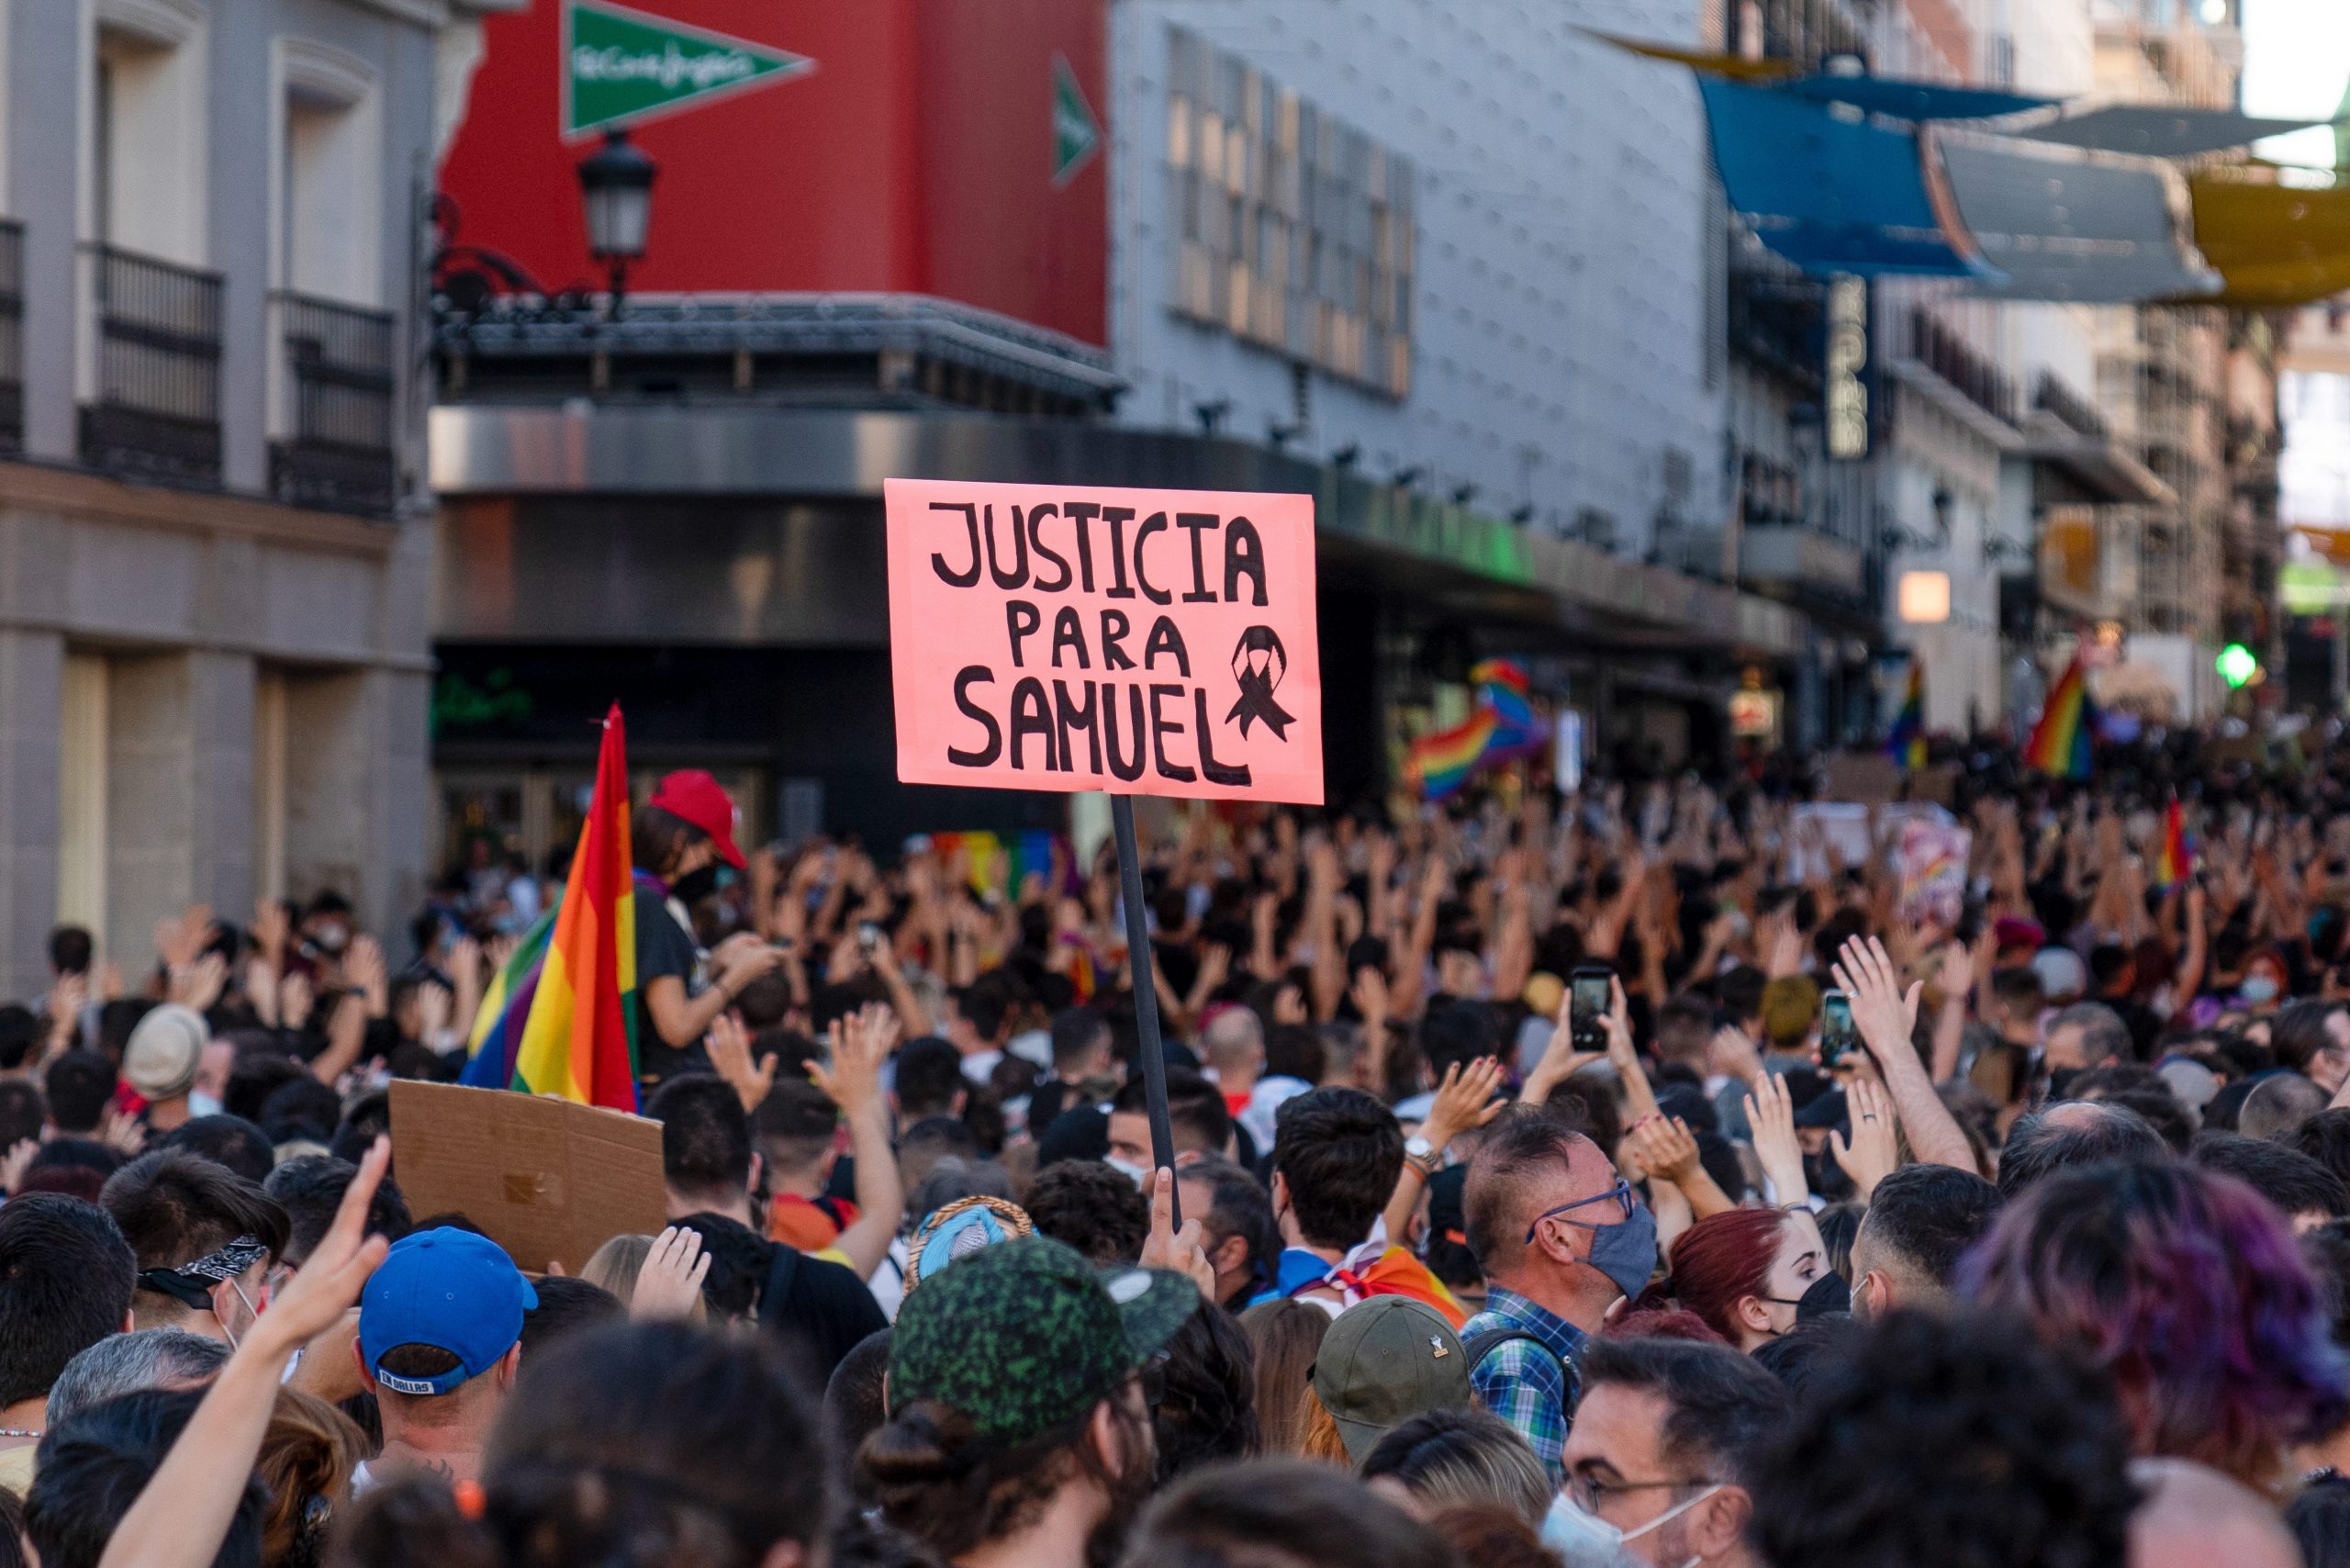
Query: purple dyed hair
[[1961, 1159, 2349, 1485]]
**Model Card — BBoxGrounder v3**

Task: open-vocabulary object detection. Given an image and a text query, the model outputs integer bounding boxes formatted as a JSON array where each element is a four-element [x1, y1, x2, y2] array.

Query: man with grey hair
[[46, 1327, 228, 1426], [2043, 1002, 2133, 1078]]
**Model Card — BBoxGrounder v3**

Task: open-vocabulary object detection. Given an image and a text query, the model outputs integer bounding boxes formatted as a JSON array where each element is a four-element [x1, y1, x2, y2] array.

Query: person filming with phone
[[631, 770, 784, 1096]]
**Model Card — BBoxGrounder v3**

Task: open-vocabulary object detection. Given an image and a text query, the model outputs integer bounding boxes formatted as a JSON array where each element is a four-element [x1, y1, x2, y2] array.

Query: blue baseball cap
[[358, 1227, 538, 1395]]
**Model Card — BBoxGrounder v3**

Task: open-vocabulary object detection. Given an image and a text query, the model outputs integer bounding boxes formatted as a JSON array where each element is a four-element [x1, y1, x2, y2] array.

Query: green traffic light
[[2217, 643, 2259, 689]]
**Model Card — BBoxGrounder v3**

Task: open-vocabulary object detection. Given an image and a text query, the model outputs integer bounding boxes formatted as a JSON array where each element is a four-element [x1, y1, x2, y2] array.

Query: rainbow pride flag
[[1405, 660, 1550, 800], [1887, 661, 1926, 771], [458, 910, 555, 1088], [2154, 799, 2194, 890], [2024, 646, 2094, 780], [460, 703, 640, 1110]]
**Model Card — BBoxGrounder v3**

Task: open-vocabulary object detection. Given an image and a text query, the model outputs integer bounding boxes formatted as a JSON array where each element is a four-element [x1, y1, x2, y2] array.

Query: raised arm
[[1832, 936, 1975, 1172], [101, 1139, 393, 1568], [811, 1003, 907, 1280]]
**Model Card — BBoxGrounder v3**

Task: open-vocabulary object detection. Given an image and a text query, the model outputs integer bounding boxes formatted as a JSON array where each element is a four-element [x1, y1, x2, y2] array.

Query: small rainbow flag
[[1887, 661, 1926, 772], [460, 703, 640, 1110], [1404, 660, 1550, 800], [2024, 646, 2095, 780], [459, 910, 554, 1087], [2154, 799, 2193, 890]]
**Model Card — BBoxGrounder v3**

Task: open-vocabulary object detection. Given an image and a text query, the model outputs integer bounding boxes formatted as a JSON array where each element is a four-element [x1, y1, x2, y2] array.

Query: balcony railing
[[268, 291, 397, 514], [77, 241, 223, 485], [1908, 308, 2015, 426], [2032, 371, 2108, 442], [0, 220, 22, 453]]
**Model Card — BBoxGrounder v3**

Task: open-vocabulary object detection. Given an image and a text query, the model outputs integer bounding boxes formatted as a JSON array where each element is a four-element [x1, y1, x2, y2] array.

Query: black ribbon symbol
[[1227, 626, 1295, 742]]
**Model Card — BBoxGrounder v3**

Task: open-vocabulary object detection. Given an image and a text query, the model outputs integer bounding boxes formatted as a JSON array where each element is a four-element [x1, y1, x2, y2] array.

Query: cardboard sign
[[388, 1080, 666, 1275], [885, 478, 1324, 803]]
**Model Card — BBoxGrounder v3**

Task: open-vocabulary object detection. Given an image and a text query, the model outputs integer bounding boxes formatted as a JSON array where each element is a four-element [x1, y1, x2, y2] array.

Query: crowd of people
[[14, 730, 2350, 1566]]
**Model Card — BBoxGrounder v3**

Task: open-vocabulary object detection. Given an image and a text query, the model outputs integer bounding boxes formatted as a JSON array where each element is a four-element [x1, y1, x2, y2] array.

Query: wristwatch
[[1404, 1134, 1438, 1178]]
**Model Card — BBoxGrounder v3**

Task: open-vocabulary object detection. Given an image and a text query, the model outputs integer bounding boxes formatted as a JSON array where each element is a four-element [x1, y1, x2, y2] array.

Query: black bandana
[[137, 1235, 267, 1311]]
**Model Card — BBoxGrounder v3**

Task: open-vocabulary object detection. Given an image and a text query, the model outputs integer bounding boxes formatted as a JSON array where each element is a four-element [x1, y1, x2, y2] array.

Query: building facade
[[429, 0, 1814, 867], [0, 0, 453, 999]]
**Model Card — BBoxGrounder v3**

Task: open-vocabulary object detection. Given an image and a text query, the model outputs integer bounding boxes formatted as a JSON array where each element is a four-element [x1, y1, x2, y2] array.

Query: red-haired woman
[[1662, 1207, 1827, 1351]]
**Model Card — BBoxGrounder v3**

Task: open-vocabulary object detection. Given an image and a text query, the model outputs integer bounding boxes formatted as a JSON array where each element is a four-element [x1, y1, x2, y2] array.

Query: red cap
[[647, 769, 745, 870]]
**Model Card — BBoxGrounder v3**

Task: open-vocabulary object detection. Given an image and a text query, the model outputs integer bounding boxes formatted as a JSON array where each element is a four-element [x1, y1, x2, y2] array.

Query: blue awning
[[1699, 78, 1995, 278], [1780, 73, 2054, 121]]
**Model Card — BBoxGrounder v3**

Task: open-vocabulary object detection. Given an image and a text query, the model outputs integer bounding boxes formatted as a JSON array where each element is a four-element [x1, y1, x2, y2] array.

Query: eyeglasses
[[1566, 1471, 1718, 1514], [1525, 1179, 1638, 1246]]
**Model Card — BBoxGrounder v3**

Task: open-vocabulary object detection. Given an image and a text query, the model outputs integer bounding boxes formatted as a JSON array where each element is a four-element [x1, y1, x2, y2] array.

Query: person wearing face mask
[[1662, 1208, 1829, 1353], [99, 1149, 291, 1344], [1846, 1163, 2001, 1321], [1460, 1106, 1660, 1480], [1547, 1336, 1786, 1568], [632, 770, 784, 1096]]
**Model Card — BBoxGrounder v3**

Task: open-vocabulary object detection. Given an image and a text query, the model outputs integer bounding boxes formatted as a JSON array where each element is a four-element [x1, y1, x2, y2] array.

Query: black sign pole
[[1110, 791, 1181, 1227]]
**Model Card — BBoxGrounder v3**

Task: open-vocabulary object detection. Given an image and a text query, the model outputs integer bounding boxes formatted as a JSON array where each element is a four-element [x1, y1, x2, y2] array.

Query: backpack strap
[[1463, 1327, 1582, 1415]]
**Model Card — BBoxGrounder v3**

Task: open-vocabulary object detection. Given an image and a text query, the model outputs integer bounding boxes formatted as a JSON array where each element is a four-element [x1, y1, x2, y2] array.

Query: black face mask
[[1795, 1270, 1851, 1322], [2047, 1066, 2087, 1103], [668, 864, 721, 907]]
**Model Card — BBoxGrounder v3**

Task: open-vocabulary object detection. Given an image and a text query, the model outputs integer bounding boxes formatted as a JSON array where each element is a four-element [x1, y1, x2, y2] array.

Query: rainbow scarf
[[2155, 799, 2194, 890], [1887, 660, 1926, 771], [2024, 648, 2094, 780], [1406, 660, 1550, 800], [460, 703, 640, 1110]]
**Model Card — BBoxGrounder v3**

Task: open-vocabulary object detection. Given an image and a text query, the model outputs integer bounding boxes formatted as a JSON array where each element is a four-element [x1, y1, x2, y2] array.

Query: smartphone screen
[[1571, 969, 1611, 1049], [1821, 990, 1856, 1066]]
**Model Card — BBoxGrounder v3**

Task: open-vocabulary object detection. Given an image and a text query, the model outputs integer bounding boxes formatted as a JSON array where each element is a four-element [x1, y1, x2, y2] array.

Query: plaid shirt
[[1462, 1285, 1587, 1481]]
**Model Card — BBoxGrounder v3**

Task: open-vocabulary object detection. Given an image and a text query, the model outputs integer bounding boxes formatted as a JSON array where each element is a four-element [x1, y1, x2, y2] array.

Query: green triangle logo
[[564, 0, 815, 138], [1051, 52, 1101, 186]]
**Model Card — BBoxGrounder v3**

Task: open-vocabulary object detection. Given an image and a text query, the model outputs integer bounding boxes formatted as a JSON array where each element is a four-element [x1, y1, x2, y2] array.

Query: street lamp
[[576, 129, 657, 316]]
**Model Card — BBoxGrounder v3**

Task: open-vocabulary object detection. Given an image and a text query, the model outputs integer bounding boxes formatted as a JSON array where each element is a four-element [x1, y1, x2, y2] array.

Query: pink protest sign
[[885, 478, 1324, 803]]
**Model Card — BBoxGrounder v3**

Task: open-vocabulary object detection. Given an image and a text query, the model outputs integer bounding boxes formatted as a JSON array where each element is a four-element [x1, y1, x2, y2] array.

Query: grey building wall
[[0, 0, 442, 1001], [1108, 1, 1728, 555]]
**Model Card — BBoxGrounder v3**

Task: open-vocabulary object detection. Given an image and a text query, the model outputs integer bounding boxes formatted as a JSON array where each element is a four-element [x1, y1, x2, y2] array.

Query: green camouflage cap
[[889, 1236, 1198, 1446]]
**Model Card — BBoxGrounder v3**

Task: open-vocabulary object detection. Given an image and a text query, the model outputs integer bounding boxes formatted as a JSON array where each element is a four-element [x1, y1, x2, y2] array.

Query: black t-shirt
[[634, 885, 706, 1091], [761, 1243, 888, 1383]]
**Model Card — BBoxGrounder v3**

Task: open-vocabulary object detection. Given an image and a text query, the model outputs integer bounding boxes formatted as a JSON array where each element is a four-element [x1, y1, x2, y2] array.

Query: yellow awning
[[2188, 169, 2350, 308], [1578, 30, 1802, 82]]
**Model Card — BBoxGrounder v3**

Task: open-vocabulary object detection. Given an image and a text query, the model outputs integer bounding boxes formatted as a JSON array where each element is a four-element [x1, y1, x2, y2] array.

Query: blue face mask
[[2241, 973, 2280, 1005], [1526, 1180, 1660, 1303], [1583, 1201, 1660, 1303]]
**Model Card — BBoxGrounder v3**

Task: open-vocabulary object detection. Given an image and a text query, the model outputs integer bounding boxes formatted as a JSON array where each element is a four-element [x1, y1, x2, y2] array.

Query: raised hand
[[344, 935, 390, 1018], [630, 1225, 713, 1321], [1830, 935, 1921, 1068], [1744, 1070, 1808, 1208], [169, 952, 228, 1013], [1708, 1023, 1762, 1089], [1626, 1114, 1703, 1186], [101, 1105, 148, 1158], [1830, 1078, 1901, 1202], [1137, 1168, 1214, 1300], [706, 1013, 778, 1114], [1420, 1057, 1506, 1154], [256, 1137, 393, 1355], [811, 1002, 896, 1121]]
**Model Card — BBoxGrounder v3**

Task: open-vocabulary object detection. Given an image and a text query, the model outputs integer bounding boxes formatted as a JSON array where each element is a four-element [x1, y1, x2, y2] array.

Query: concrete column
[[8, 0, 83, 463], [102, 649, 255, 971], [104, 653, 194, 973], [282, 666, 428, 953], [0, 627, 62, 1001]]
